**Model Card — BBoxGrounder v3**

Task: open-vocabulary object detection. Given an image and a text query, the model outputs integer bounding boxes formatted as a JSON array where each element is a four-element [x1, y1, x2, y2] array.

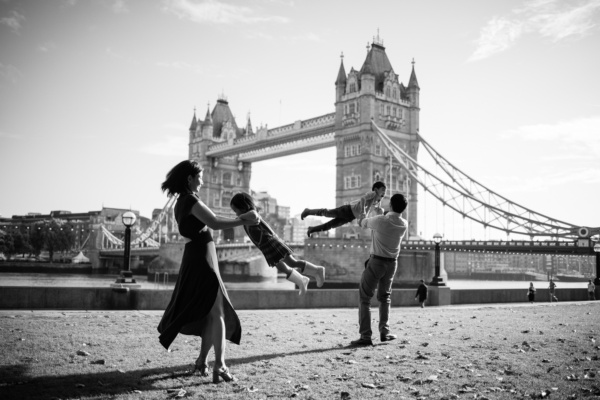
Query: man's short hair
[[390, 193, 408, 213]]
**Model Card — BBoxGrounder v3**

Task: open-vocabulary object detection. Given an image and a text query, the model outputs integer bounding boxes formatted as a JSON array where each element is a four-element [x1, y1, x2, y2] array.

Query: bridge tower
[[188, 95, 253, 243], [334, 35, 420, 238]]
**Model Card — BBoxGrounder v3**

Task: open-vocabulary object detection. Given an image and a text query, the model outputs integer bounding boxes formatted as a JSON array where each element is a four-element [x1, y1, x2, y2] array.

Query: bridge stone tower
[[188, 95, 253, 243], [333, 36, 420, 238]]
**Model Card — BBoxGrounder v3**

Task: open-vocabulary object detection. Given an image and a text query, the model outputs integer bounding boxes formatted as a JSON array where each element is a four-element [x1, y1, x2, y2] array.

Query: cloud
[[501, 115, 600, 168], [0, 10, 25, 33], [38, 42, 56, 53], [162, 0, 289, 24], [468, 17, 523, 62], [468, 0, 600, 61], [109, 0, 129, 14], [0, 62, 22, 84]]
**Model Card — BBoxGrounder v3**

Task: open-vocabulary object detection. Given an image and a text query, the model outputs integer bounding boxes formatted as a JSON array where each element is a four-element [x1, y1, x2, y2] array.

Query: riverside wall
[[0, 286, 595, 310]]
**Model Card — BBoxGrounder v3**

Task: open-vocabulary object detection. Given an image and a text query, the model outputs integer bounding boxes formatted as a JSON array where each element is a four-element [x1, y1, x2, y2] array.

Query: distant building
[[0, 207, 150, 251]]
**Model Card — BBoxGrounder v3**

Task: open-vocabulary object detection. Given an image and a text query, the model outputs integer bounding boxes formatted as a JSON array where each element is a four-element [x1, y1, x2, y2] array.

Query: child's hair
[[372, 181, 386, 191], [161, 160, 203, 197], [230, 192, 257, 213]]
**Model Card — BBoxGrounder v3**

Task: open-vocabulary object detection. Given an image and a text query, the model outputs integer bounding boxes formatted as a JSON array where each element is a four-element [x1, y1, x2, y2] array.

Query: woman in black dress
[[157, 160, 259, 383]]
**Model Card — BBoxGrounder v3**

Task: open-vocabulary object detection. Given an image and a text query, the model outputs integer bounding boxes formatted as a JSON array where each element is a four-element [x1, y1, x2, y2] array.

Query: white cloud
[[469, 0, 600, 61], [468, 17, 523, 62], [0, 10, 25, 33], [109, 0, 129, 14], [0, 62, 22, 84], [503, 115, 600, 149], [162, 0, 289, 25], [38, 42, 56, 53], [500, 116, 600, 185]]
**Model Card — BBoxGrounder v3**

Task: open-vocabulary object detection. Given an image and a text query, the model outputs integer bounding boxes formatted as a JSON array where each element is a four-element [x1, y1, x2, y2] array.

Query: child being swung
[[230, 192, 326, 295], [301, 181, 386, 237]]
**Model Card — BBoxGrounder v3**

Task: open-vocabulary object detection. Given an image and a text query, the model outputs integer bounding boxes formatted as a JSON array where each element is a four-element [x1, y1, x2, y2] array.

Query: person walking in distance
[[587, 279, 596, 301], [527, 282, 536, 304], [157, 160, 259, 384], [350, 193, 408, 346], [548, 279, 558, 302], [415, 279, 428, 308], [301, 182, 386, 237]]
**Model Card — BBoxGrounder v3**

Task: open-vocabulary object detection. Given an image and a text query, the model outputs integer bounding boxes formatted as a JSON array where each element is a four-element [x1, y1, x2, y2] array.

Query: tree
[[30, 219, 76, 261], [0, 231, 15, 259]]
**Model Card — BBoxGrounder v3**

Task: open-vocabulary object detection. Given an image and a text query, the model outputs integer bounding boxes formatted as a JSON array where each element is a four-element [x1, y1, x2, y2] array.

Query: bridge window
[[344, 174, 362, 189], [222, 172, 232, 186], [375, 144, 382, 156], [345, 143, 362, 158], [222, 192, 232, 208]]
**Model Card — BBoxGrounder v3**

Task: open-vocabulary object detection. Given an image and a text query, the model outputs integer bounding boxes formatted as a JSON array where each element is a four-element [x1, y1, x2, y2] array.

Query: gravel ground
[[0, 301, 599, 400]]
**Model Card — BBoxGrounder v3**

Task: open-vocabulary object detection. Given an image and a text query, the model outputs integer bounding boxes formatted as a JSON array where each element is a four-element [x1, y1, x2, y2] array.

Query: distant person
[[588, 279, 596, 301], [157, 160, 259, 384], [350, 193, 408, 346], [415, 279, 428, 308], [527, 282, 536, 303], [301, 182, 386, 237], [548, 279, 558, 302], [230, 192, 325, 294]]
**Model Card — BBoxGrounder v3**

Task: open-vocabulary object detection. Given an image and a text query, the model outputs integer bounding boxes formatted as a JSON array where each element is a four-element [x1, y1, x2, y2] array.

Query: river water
[[0, 272, 590, 290]]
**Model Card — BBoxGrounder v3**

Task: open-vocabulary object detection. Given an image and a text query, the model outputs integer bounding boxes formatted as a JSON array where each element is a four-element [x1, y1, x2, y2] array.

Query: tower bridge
[[93, 35, 599, 283]]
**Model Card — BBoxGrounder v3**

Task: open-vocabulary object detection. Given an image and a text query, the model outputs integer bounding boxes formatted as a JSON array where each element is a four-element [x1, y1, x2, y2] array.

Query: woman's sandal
[[194, 358, 210, 377], [212, 367, 236, 383]]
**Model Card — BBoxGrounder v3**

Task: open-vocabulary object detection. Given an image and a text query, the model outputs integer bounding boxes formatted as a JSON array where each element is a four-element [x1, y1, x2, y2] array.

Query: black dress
[[157, 193, 241, 349]]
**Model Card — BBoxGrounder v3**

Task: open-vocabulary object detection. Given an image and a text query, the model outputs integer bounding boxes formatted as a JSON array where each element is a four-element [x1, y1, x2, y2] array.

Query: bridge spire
[[408, 58, 419, 89], [335, 52, 347, 86], [202, 103, 212, 127], [189, 107, 198, 131]]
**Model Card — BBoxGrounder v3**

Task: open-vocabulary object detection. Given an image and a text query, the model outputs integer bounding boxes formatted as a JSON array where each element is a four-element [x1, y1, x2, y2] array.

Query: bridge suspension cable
[[371, 121, 596, 240], [100, 196, 177, 249]]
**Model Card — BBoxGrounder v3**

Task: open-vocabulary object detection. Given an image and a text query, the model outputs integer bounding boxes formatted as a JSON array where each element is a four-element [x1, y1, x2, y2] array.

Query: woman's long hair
[[230, 192, 257, 213], [161, 160, 203, 197]]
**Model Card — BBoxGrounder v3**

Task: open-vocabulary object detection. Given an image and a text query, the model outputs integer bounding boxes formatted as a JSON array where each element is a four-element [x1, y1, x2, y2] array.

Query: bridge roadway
[[99, 239, 596, 258]]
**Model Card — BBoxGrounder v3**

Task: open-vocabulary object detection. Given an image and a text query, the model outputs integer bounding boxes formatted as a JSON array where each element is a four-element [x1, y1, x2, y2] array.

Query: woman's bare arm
[[190, 200, 258, 230]]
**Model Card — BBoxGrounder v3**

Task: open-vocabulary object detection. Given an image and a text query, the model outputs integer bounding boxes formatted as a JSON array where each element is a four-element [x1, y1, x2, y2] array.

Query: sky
[[1, 0, 599, 241]]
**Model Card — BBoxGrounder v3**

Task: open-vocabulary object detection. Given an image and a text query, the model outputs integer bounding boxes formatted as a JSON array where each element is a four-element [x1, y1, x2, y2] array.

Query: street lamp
[[430, 232, 446, 286], [111, 211, 140, 289], [593, 239, 600, 286]]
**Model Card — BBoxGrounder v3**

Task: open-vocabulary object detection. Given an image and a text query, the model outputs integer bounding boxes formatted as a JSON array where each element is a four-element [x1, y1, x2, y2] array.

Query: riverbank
[[1, 303, 599, 400]]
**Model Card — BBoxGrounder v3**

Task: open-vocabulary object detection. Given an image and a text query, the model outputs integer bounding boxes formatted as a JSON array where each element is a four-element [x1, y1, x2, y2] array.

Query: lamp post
[[430, 232, 446, 286], [111, 211, 140, 289], [593, 240, 600, 286]]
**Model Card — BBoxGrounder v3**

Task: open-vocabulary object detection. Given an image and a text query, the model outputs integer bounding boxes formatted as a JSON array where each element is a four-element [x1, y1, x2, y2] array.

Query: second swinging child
[[230, 192, 326, 295]]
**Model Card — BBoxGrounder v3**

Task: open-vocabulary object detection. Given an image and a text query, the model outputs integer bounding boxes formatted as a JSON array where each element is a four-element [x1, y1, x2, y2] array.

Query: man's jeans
[[358, 255, 397, 339]]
